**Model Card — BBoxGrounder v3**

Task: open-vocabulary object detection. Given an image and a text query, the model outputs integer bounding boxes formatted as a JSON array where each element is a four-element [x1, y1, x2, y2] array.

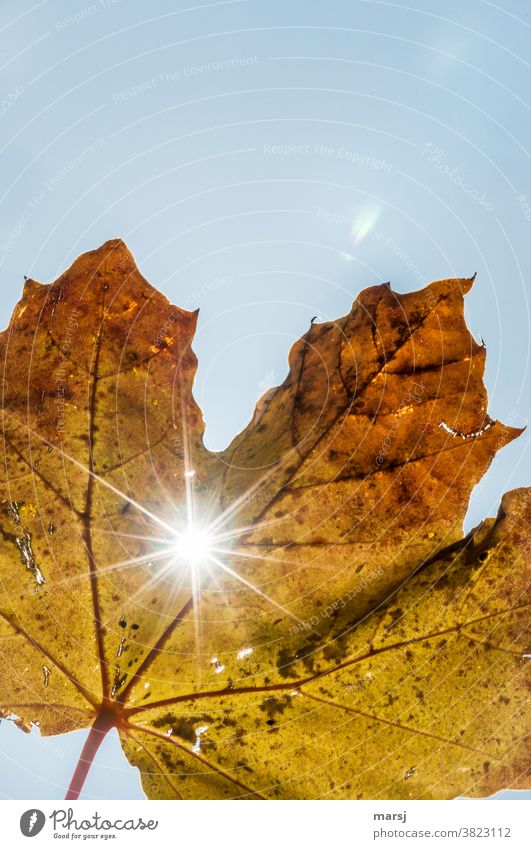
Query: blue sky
[[0, 0, 529, 799]]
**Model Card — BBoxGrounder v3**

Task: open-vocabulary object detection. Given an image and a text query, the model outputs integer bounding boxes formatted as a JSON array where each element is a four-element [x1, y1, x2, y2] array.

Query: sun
[[43, 436, 305, 630], [174, 526, 215, 568]]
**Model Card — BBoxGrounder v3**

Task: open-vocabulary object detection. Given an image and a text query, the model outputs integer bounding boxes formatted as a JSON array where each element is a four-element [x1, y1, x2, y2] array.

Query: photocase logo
[[20, 809, 46, 837]]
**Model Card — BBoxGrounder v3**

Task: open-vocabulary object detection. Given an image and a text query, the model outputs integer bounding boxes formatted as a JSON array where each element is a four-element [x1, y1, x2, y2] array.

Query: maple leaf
[[0, 239, 528, 800]]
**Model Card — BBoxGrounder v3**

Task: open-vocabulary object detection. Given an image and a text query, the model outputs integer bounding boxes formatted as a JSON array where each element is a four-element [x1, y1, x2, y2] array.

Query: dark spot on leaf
[[260, 696, 291, 721], [151, 712, 213, 744]]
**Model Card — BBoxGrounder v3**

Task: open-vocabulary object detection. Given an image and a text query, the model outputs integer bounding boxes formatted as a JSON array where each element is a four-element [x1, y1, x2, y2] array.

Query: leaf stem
[[65, 710, 115, 800]]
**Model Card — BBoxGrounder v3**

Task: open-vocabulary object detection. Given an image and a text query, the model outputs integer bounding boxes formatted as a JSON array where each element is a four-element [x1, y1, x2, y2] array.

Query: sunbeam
[[208, 556, 306, 628], [29, 425, 305, 657]]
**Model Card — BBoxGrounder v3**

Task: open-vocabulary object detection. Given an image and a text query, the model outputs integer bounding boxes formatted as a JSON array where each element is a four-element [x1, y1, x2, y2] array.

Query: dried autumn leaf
[[0, 239, 528, 800]]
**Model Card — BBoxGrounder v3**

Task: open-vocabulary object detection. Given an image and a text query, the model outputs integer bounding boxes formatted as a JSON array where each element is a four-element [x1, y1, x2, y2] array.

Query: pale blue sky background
[[0, 0, 529, 799]]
